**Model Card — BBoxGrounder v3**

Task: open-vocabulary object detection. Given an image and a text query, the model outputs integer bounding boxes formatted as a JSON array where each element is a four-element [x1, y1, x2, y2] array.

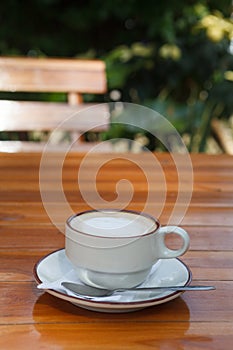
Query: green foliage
[[0, 0, 232, 151]]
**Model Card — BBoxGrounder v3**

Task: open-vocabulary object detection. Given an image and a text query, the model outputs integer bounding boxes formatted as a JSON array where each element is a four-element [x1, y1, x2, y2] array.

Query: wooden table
[[0, 151, 232, 349]]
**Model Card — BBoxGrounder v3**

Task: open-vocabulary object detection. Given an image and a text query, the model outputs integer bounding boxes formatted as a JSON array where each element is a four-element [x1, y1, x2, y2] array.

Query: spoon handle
[[62, 281, 216, 298], [116, 285, 216, 292]]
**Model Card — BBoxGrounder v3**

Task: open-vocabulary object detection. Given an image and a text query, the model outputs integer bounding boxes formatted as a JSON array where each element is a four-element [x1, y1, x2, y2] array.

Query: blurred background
[[0, 0, 233, 153]]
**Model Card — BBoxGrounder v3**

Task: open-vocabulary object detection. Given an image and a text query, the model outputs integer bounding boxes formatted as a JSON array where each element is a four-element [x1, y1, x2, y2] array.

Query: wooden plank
[[1, 188, 233, 207], [0, 101, 109, 132], [1, 152, 232, 180], [0, 226, 65, 249], [183, 251, 233, 280], [0, 322, 232, 350], [1, 202, 233, 225], [1, 178, 233, 195], [1, 189, 233, 206], [0, 250, 50, 281], [0, 57, 107, 93], [0, 151, 232, 163]]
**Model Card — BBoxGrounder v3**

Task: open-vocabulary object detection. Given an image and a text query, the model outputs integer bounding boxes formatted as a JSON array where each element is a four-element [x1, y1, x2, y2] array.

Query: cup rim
[[66, 209, 160, 239]]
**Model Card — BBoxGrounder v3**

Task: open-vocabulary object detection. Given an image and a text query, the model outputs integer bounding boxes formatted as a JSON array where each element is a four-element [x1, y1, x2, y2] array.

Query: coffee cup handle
[[157, 226, 190, 258]]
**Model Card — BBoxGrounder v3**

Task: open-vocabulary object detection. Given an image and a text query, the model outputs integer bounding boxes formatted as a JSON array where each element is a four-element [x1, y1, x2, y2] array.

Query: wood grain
[[0, 56, 106, 93], [0, 152, 233, 349], [0, 322, 232, 350]]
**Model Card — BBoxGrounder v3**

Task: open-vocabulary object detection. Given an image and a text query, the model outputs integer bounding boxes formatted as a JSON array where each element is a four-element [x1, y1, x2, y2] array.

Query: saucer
[[34, 249, 192, 313]]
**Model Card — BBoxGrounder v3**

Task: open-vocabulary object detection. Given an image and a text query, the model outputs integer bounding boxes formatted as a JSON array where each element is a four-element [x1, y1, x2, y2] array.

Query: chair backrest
[[0, 56, 109, 151], [0, 56, 107, 104]]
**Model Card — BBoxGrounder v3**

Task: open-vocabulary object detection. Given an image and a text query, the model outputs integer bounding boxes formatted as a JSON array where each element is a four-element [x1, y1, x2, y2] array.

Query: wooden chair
[[0, 56, 110, 152]]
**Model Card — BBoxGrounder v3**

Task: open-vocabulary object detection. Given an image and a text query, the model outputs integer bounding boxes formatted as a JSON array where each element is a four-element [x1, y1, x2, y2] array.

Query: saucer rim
[[33, 248, 192, 310]]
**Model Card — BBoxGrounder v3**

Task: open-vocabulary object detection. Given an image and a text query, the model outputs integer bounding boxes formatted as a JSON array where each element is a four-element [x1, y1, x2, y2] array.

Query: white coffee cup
[[65, 209, 190, 289]]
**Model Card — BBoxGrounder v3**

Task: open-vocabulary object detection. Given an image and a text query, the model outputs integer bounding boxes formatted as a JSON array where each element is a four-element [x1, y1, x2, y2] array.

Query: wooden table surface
[[0, 151, 232, 349]]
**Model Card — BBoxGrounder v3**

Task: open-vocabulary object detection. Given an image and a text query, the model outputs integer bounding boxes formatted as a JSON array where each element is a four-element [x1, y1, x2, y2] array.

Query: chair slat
[[0, 101, 109, 132], [0, 57, 107, 93]]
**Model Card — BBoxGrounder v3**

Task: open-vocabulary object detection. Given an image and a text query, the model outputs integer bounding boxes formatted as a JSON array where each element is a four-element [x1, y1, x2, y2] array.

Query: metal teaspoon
[[61, 282, 216, 298]]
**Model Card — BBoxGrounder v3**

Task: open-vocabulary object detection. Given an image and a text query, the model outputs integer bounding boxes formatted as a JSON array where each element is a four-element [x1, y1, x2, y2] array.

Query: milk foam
[[70, 211, 157, 237]]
